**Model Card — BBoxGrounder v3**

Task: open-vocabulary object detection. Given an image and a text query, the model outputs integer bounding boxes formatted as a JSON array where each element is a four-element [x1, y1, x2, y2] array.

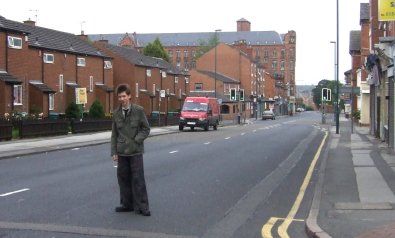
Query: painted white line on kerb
[[0, 188, 30, 197], [204, 142, 211, 145], [71, 148, 80, 151], [169, 150, 178, 154], [225, 137, 231, 140]]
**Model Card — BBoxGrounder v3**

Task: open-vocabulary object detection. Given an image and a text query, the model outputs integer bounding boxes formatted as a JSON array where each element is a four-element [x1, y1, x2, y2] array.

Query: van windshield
[[182, 102, 208, 112]]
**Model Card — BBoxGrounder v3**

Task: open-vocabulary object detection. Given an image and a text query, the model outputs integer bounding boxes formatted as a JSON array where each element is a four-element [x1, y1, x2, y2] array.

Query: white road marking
[[71, 148, 80, 151], [253, 130, 257, 133], [241, 133, 245, 136], [0, 188, 30, 197], [204, 142, 211, 145], [225, 137, 231, 140], [169, 150, 179, 154]]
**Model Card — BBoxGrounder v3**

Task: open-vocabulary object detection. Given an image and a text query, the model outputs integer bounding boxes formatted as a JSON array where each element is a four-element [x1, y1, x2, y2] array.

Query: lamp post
[[335, 0, 340, 134], [214, 29, 221, 98]]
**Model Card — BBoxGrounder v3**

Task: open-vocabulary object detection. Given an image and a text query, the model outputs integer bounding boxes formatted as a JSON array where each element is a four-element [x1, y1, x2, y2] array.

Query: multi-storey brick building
[[0, 16, 114, 117], [89, 18, 296, 115]]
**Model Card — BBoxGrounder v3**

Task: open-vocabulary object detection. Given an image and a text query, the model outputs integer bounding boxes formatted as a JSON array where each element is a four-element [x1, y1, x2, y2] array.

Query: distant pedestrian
[[111, 84, 151, 216]]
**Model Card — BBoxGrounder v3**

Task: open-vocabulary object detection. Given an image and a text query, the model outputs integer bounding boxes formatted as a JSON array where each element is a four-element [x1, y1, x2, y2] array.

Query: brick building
[[93, 41, 189, 116], [0, 16, 114, 117], [89, 18, 296, 116]]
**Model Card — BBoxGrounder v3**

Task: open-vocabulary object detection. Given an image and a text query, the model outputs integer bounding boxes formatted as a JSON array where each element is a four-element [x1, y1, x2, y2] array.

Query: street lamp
[[214, 29, 221, 98], [335, 0, 340, 134], [330, 41, 337, 126]]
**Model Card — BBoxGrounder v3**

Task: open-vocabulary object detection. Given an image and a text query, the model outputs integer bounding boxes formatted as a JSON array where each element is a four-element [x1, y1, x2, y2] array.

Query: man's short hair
[[116, 84, 131, 95]]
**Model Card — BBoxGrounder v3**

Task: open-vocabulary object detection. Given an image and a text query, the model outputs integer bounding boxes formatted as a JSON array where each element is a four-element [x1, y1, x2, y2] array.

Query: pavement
[[306, 114, 395, 238]]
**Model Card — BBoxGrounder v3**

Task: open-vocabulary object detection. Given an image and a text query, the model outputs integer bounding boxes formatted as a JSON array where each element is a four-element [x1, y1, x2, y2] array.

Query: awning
[[65, 81, 80, 88], [0, 71, 22, 84], [29, 80, 56, 93], [139, 89, 155, 97], [95, 83, 114, 92]]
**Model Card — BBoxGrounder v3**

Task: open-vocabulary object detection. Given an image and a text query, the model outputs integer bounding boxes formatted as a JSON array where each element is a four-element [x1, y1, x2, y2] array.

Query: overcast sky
[[1, 0, 367, 86]]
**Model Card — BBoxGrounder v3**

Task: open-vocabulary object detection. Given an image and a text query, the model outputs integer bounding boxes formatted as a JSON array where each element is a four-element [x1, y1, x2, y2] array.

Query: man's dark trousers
[[117, 154, 149, 211]]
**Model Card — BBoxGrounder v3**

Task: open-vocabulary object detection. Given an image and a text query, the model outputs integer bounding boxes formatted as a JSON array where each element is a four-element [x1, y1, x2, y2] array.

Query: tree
[[312, 79, 343, 109], [143, 38, 170, 62], [194, 32, 220, 59], [89, 99, 105, 118], [65, 102, 81, 119]]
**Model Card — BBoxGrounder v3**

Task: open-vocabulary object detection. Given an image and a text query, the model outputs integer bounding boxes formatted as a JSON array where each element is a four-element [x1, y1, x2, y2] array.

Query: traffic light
[[230, 88, 236, 101], [239, 89, 244, 101], [322, 88, 331, 101]]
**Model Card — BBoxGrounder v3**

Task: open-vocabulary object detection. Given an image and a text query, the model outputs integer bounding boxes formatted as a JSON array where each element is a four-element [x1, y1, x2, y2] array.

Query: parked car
[[262, 110, 275, 120]]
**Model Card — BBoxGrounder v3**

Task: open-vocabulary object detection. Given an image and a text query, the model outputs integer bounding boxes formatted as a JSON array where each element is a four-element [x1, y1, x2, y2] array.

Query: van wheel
[[179, 125, 184, 131], [204, 123, 209, 131], [191, 126, 195, 131], [213, 121, 218, 130]]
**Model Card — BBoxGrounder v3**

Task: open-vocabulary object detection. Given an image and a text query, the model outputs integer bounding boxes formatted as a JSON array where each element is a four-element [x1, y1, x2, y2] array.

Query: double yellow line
[[262, 131, 328, 238]]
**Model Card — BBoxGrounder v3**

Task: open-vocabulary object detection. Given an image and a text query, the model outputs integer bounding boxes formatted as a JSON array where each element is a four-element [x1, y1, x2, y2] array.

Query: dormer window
[[43, 53, 54, 64], [8, 36, 22, 49], [77, 57, 86, 67], [104, 60, 112, 69]]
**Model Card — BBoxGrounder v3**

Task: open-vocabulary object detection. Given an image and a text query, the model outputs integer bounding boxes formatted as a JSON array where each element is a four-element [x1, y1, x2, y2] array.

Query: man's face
[[118, 92, 131, 107]]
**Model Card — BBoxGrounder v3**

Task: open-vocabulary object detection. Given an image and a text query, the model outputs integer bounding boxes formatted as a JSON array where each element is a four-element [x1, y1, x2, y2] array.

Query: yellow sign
[[75, 88, 87, 104], [379, 0, 395, 21]]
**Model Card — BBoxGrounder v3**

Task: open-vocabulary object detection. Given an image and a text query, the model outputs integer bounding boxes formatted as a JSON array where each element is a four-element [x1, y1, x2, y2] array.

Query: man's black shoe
[[137, 209, 151, 216], [115, 206, 133, 212]]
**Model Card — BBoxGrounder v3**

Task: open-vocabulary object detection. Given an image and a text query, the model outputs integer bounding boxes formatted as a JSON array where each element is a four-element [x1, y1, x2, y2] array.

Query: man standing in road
[[111, 84, 151, 216]]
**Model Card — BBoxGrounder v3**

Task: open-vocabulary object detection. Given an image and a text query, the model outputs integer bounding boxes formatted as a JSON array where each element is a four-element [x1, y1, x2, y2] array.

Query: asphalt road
[[0, 111, 328, 238]]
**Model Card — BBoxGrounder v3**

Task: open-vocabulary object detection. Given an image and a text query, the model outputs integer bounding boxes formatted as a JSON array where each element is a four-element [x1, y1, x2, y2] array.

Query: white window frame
[[49, 93, 55, 110], [104, 60, 112, 69], [59, 74, 64, 92], [146, 69, 152, 77], [89, 76, 94, 92], [13, 85, 23, 105], [43, 53, 54, 64], [136, 83, 139, 98], [8, 36, 22, 49], [77, 57, 86, 67], [175, 76, 178, 84]]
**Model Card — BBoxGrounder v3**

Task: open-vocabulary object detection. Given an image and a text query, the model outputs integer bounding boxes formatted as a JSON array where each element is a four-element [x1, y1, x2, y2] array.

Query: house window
[[281, 49, 285, 59], [175, 77, 178, 83], [104, 60, 112, 69], [185, 77, 189, 84], [43, 53, 54, 63], [77, 57, 86, 67], [272, 50, 277, 58], [272, 61, 277, 69], [281, 61, 285, 71], [8, 36, 22, 49], [59, 74, 64, 92], [136, 83, 139, 98], [49, 94, 55, 110], [146, 69, 152, 77], [13, 85, 23, 105], [195, 83, 203, 91], [89, 76, 93, 92]]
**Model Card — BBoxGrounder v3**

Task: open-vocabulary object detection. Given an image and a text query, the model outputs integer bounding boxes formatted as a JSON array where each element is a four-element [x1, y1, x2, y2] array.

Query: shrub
[[89, 99, 105, 119], [65, 102, 81, 119]]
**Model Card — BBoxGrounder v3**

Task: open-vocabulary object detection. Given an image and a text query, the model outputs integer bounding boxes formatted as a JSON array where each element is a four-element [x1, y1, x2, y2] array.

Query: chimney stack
[[23, 19, 36, 26]]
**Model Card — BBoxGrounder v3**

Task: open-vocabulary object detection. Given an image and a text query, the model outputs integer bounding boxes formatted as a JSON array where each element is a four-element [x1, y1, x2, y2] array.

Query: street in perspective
[[1, 112, 327, 238]]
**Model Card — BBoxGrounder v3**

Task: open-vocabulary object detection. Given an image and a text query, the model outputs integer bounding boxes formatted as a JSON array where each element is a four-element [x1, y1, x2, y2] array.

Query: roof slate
[[349, 31, 361, 53], [101, 43, 185, 75], [196, 70, 240, 84], [0, 71, 22, 84], [0, 15, 108, 58], [29, 81, 56, 93], [360, 3, 370, 22], [89, 31, 283, 48]]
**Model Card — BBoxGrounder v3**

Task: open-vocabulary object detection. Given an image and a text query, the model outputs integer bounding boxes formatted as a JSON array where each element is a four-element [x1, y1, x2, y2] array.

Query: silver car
[[262, 110, 275, 120]]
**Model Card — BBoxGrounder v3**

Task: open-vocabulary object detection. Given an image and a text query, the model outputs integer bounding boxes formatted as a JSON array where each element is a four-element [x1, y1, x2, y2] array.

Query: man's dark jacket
[[111, 104, 150, 156]]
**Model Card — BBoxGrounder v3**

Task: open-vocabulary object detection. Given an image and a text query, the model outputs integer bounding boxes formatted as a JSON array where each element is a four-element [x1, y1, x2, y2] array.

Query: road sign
[[340, 86, 360, 95]]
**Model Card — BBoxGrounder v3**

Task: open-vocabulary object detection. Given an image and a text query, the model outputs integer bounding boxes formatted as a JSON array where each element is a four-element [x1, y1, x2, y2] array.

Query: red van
[[179, 97, 220, 131]]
